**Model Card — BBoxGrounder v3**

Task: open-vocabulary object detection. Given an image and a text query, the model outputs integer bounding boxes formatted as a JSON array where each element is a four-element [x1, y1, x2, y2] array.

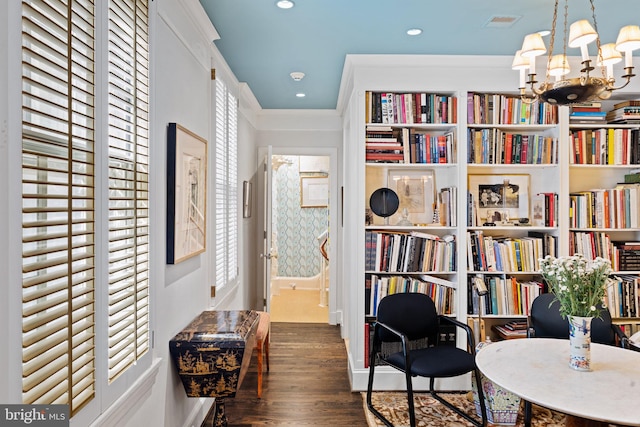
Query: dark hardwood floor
[[215, 322, 369, 426]]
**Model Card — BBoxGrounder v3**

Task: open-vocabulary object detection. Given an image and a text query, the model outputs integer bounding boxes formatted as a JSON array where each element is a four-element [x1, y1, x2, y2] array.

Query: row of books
[[466, 92, 558, 125], [438, 186, 458, 227], [570, 128, 640, 165], [467, 274, 544, 316], [467, 128, 558, 164], [365, 126, 455, 164], [606, 274, 640, 318], [365, 273, 456, 317], [569, 183, 640, 229], [467, 230, 557, 272], [612, 241, 640, 272], [365, 230, 456, 273], [531, 192, 559, 227], [365, 91, 458, 124], [566, 232, 640, 271], [569, 231, 612, 262]]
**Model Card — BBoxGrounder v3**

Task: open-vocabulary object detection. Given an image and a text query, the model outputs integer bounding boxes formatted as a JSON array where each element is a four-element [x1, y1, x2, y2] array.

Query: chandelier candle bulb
[[511, 50, 530, 88]]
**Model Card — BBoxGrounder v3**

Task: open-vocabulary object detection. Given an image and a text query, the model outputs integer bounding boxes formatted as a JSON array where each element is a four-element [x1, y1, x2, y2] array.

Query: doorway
[[268, 154, 330, 323]]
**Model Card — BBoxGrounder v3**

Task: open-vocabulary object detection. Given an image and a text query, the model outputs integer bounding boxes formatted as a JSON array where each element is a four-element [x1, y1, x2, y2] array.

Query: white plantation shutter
[[21, 0, 96, 415], [107, 0, 150, 382], [215, 78, 238, 289]]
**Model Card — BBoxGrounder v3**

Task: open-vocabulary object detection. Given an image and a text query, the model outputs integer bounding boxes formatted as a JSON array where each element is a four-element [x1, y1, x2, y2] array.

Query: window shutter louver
[[215, 80, 238, 289], [107, 0, 150, 383], [21, 0, 96, 415]]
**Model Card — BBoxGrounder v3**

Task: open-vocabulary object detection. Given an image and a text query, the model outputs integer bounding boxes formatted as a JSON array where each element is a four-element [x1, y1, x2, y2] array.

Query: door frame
[[256, 146, 339, 325]]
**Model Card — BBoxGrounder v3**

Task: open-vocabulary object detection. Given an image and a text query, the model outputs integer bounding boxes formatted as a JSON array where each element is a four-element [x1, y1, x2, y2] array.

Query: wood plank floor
[[216, 322, 369, 426]]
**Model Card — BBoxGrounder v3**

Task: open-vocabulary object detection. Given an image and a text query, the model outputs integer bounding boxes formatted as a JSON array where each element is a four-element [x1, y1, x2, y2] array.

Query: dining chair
[[366, 292, 487, 427]]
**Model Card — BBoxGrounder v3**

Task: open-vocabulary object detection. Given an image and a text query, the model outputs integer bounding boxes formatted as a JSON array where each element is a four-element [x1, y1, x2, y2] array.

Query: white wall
[[118, 1, 260, 427]]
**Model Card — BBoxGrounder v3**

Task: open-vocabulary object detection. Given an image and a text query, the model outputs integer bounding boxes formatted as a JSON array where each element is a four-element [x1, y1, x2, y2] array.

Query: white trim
[[87, 358, 162, 427], [180, 0, 220, 43], [157, 8, 210, 71]]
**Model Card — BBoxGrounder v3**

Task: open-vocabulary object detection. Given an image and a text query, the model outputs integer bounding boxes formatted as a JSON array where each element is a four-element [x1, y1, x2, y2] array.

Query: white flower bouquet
[[538, 254, 612, 319]]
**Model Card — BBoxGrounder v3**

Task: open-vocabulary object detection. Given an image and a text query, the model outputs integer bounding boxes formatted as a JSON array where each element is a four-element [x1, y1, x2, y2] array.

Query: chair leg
[[524, 400, 532, 427], [404, 367, 416, 427], [366, 352, 394, 427], [429, 374, 486, 427]]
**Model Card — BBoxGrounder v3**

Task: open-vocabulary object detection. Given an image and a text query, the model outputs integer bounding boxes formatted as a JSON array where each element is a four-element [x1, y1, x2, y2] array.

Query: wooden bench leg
[[265, 330, 270, 372], [257, 341, 264, 398]]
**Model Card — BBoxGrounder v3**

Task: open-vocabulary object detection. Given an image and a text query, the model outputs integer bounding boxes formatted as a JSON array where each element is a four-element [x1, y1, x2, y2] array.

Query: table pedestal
[[201, 399, 227, 427], [566, 415, 607, 427]]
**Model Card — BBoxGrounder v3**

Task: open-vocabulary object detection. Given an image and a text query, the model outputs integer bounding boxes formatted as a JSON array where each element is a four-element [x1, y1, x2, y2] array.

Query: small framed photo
[[301, 176, 329, 208], [468, 174, 530, 222], [387, 169, 436, 225]]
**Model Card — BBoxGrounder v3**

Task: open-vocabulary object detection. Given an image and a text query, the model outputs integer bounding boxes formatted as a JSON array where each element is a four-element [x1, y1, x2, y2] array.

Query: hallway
[[217, 323, 367, 426]]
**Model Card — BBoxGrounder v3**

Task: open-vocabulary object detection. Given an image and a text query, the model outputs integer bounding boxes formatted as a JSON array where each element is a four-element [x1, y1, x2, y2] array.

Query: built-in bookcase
[[340, 55, 640, 392]]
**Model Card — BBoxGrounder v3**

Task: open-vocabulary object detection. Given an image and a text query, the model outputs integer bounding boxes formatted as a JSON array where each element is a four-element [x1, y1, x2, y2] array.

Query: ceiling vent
[[484, 15, 521, 28]]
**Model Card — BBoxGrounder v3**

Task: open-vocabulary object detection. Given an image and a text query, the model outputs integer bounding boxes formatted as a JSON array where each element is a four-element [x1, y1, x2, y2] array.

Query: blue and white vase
[[568, 315, 593, 371]]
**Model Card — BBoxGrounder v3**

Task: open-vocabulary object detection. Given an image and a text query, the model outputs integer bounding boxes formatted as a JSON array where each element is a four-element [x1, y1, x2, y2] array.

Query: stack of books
[[365, 126, 405, 163], [569, 102, 606, 124], [606, 100, 640, 123]]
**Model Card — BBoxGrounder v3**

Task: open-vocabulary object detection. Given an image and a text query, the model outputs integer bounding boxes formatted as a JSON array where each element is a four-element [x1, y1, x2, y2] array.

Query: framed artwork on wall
[[386, 169, 436, 225], [167, 123, 208, 264], [468, 174, 530, 222], [300, 176, 329, 207]]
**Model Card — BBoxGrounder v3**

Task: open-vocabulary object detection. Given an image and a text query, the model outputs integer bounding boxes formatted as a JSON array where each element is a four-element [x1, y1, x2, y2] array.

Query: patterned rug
[[362, 391, 567, 427]]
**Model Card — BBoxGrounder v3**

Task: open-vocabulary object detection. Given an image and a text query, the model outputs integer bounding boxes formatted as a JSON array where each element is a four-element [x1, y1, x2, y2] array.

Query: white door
[[260, 146, 274, 311]]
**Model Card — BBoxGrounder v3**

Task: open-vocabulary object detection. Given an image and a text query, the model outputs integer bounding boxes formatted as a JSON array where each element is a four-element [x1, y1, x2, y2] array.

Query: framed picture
[[387, 169, 436, 225], [301, 176, 329, 207], [468, 174, 530, 222], [167, 123, 208, 264]]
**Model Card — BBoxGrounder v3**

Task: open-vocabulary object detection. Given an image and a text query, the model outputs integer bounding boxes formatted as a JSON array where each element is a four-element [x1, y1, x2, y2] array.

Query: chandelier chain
[[546, 0, 560, 83], [589, 0, 607, 79]]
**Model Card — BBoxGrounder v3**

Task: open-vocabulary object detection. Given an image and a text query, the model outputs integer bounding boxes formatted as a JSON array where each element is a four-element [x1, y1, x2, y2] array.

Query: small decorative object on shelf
[[369, 187, 400, 225], [396, 208, 413, 226], [538, 254, 612, 371]]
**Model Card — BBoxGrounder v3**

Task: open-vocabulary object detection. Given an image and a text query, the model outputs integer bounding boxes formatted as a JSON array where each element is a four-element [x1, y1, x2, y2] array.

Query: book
[[613, 100, 640, 109]]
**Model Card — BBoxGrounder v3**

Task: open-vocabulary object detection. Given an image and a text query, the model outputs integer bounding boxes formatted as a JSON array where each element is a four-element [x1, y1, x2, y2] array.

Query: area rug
[[362, 391, 566, 427]]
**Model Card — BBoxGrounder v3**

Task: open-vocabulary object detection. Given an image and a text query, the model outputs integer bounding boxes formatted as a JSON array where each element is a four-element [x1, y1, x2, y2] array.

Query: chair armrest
[[373, 321, 410, 353], [439, 316, 476, 353]]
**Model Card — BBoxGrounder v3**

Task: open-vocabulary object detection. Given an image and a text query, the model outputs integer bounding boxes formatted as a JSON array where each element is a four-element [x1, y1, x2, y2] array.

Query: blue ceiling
[[199, 0, 640, 110]]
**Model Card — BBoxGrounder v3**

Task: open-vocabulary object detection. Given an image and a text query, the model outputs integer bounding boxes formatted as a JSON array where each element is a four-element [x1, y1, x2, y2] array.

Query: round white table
[[475, 338, 640, 427]]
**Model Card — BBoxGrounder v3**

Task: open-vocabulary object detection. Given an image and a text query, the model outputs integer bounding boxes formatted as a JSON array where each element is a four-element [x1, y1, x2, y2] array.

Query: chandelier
[[513, 0, 640, 105]]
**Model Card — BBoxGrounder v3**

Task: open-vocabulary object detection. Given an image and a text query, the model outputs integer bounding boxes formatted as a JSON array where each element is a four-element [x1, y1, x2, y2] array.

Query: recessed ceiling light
[[407, 28, 423, 36], [276, 0, 294, 9], [290, 72, 305, 81], [296, 93, 306, 98]]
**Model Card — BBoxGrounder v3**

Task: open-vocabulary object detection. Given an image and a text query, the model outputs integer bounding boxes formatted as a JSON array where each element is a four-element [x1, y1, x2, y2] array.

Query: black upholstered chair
[[366, 292, 487, 427], [524, 293, 629, 426]]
